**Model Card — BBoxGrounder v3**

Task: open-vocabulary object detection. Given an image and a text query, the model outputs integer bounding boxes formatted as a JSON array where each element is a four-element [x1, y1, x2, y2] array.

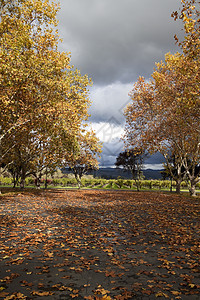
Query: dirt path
[[0, 189, 199, 299]]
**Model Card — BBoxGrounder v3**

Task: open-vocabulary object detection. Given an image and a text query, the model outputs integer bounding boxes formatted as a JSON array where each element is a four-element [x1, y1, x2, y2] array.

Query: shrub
[[62, 177, 77, 186], [105, 180, 114, 189], [25, 177, 35, 186], [116, 177, 124, 189], [52, 178, 63, 186], [0, 176, 12, 186], [181, 181, 188, 188], [144, 180, 153, 189], [81, 177, 94, 187], [196, 182, 200, 190], [124, 180, 133, 189]]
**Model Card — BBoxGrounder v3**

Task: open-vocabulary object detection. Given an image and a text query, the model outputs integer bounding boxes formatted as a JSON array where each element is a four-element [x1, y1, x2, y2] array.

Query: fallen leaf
[[31, 291, 54, 296], [155, 291, 169, 298], [171, 291, 181, 296]]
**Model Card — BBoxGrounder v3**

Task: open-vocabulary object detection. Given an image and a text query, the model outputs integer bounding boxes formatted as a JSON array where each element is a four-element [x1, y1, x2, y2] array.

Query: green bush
[[99, 179, 107, 187], [162, 180, 171, 189], [181, 181, 188, 188], [0, 176, 13, 186], [87, 178, 97, 187], [52, 178, 63, 186], [196, 182, 200, 190], [144, 180, 153, 189], [81, 177, 94, 187], [105, 180, 114, 189], [63, 177, 77, 186], [91, 179, 106, 187], [25, 177, 35, 186], [124, 180, 133, 189], [60, 177, 71, 187], [116, 177, 124, 188]]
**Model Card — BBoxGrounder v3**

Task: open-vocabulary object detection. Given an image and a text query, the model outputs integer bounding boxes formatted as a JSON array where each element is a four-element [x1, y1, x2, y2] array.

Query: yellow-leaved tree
[[66, 129, 102, 189], [123, 0, 200, 196], [0, 0, 99, 188]]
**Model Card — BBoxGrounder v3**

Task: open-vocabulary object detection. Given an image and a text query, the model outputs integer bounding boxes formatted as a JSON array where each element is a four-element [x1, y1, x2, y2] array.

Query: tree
[[124, 54, 199, 195], [0, 0, 93, 186], [66, 130, 102, 189], [115, 149, 146, 191], [172, 0, 200, 196], [123, 0, 199, 196], [161, 154, 187, 193]]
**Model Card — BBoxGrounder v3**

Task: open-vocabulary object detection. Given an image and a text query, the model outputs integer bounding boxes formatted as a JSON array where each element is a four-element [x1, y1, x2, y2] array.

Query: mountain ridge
[[90, 167, 163, 180]]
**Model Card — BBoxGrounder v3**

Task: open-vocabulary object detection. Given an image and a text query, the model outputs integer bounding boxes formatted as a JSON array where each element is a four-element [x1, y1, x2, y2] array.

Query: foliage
[[115, 177, 123, 189], [67, 130, 102, 188], [115, 149, 146, 191], [0, 0, 93, 188], [123, 0, 200, 196], [0, 176, 12, 185], [124, 180, 133, 189]]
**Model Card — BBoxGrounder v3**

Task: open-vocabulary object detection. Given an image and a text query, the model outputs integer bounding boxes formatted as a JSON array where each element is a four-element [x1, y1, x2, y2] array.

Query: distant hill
[[63, 167, 163, 180], [92, 168, 163, 180]]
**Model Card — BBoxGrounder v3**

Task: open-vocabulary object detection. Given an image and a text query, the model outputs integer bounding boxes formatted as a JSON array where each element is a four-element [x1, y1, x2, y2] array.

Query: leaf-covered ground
[[0, 189, 199, 300]]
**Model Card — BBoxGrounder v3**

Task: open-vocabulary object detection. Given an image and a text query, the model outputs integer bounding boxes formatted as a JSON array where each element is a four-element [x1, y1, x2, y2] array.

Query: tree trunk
[[13, 177, 16, 188], [20, 169, 26, 189], [35, 177, 41, 189], [13, 173, 19, 188], [170, 177, 173, 192], [77, 180, 81, 189], [134, 179, 140, 191], [45, 179, 48, 189], [187, 173, 199, 197], [182, 159, 199, 197], [175, 179, 182, 194], [20, 177, 25, 189], [189, 177, 198, 197], [189, 184, 197, 197], [75, 173, 81, 189]]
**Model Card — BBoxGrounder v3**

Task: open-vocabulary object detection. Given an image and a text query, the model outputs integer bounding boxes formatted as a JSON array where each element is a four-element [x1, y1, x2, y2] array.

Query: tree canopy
[[123, 0, 200, 196], [0, 0, 101, 187], [115, 149, 146, 191], [67, 129, 102, 188]]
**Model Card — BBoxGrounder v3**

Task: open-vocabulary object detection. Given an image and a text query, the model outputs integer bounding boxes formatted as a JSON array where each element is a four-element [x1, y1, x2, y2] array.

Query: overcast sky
[[57, 0, 183, 168]]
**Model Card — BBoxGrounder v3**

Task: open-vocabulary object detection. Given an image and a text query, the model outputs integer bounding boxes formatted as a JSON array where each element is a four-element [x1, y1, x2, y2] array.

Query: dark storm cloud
[[99, 143, 165, 168], [58, 0, 183, 85], [57, 0, 183, 167]]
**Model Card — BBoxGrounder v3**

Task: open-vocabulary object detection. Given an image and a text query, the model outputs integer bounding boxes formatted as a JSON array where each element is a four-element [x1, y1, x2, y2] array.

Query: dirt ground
[[0, 189, 199, 300]]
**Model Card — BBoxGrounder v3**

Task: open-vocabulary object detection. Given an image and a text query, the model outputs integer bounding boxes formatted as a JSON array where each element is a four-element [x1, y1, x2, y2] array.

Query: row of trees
[[0, 0, 102, 189], [123, 0, 200, 196]]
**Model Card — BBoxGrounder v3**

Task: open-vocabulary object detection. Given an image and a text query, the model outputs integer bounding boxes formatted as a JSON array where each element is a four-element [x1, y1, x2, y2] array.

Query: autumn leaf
[[0, 291, 9, 297], [155, 291, 169, 298], [0, 189, 199, 299], [31, 290, 54, 296], [105, 270, 116, 277], [70, 293, 79, 298], [102, 295, 112, 300], [4, 293, 27, 299], [171, 291, 181, 296]]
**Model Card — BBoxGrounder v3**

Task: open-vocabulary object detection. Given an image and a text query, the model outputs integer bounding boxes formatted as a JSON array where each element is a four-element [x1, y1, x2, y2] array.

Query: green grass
[[1, 177, 200, 195]]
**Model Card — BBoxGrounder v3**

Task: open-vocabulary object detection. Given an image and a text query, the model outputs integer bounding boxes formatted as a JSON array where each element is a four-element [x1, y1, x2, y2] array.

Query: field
[[1, 176, 200, 193], [0, 189, 200, 299]]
